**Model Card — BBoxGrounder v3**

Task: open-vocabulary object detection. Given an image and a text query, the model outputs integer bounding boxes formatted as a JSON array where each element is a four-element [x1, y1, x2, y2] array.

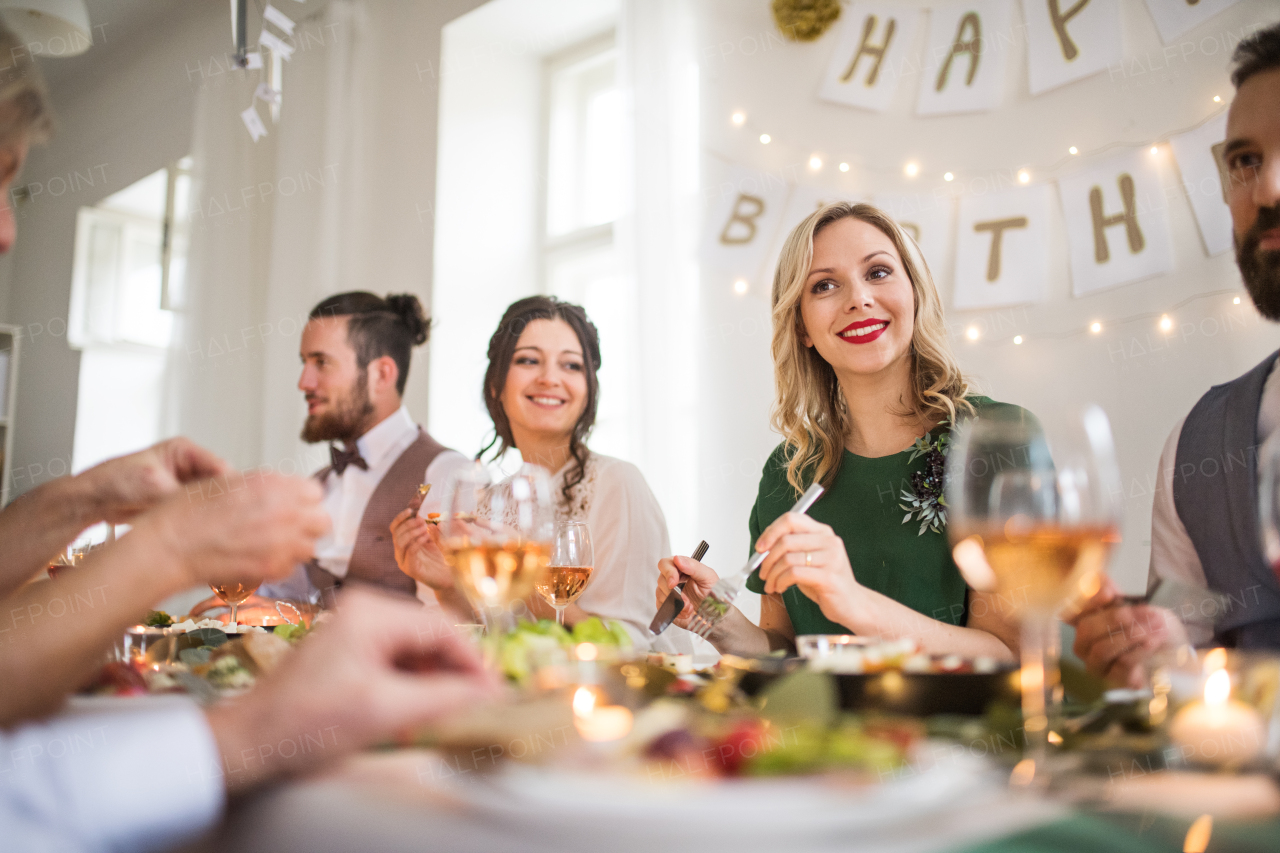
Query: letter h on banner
[[819, 4, 921, 112], [1059, 149, 1174, 296]]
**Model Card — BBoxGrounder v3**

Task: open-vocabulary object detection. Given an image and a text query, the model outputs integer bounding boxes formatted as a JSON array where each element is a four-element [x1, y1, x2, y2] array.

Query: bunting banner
[[818, 3, 922, 113], [701, 166, 791, 278], [1058, 148, 1175, 296], [953, 184, 1053, 309], [1169, 113, 1233, 257], [1143, 0, 1242, 44], [874, 191, 956, 285], [1020, 0, 1123, 95], [916, 0, 1015, 116]]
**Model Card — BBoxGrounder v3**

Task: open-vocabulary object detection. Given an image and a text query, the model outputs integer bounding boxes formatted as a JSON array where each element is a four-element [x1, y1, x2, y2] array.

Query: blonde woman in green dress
[[658, 202, 1024, 660]]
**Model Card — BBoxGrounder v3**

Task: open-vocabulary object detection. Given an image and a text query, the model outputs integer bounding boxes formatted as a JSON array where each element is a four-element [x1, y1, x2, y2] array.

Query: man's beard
[[1238, 204, 1280, 321], [301, 373, 376, 443]]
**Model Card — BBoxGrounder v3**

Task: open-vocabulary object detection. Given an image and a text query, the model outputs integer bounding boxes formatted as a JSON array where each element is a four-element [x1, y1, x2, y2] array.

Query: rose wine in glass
[[537, 521, 594, 626], [946, 405, 1121, 783], [440, 462, 553, 632], [209, 582, 257, 627]]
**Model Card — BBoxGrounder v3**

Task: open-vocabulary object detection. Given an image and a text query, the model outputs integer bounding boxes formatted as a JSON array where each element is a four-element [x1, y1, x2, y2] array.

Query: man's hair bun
[[385, 293, 430, 346]]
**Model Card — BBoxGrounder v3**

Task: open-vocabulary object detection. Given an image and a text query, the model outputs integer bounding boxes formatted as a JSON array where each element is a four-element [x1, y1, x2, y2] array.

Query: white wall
[[693, 0, 1280, 593]]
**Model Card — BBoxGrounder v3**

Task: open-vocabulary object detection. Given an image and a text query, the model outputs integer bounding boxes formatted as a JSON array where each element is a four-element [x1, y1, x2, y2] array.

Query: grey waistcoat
[[1173, 350, 1280, 647]]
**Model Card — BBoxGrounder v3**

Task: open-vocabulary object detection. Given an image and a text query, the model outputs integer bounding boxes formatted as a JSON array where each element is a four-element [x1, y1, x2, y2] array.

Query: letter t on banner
[[1020, 0, 1122, 95], [819, 3, 921, 112], [1059, 149, 1174, 296], [953, 185, 1052, 309]]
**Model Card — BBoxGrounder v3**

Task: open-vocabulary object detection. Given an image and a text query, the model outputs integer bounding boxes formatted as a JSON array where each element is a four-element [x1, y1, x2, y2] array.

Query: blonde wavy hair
[[771, 202, 972, 496]]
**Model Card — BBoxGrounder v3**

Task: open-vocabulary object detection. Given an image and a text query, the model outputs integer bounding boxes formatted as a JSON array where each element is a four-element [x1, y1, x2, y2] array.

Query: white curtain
[[169, 0, 446, 474]]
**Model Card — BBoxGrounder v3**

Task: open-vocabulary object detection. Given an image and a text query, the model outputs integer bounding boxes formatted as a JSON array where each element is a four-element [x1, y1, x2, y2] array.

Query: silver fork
[[685, 483, 825, 639]]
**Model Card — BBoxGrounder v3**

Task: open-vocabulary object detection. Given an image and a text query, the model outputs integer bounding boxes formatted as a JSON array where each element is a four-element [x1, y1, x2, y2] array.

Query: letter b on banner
[[700, 166, 788, 279], [1059, 149, 1173, 296]]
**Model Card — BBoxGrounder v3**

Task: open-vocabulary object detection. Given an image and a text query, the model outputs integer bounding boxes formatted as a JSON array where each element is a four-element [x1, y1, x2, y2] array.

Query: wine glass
[[440, 462, 554, 631], [537, 521, 595, 626], [946, 405, 1122, 780], [208, 581, 258, 627]]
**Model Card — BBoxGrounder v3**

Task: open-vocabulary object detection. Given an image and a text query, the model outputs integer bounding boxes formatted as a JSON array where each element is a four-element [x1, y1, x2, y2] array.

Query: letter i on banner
[[916, 0, 1014, 115], [700, 166, 789, 279], [1169, 113, 1233, 257], [818, 3, 921, 112], [1020, 0, 1122, 94], [953, 185, 1052, 309], [1058, 149, 1174, 296]]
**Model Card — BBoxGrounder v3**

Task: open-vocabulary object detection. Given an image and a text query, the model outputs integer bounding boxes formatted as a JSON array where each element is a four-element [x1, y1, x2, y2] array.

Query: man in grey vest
[[1072, 24, 1280, 685], [262, 292, 469, 604]]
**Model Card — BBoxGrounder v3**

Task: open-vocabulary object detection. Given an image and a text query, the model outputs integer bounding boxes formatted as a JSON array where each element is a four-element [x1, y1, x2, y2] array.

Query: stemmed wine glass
[[209, 581, 258, 627], [537, 521, 595, 626], [1257, 431, 1280, 579], [439, 461, 554, 632], [946, 405, 1122, 781]]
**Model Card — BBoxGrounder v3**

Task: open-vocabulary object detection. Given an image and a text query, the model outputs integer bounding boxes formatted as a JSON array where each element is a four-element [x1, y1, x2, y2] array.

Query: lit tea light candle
[[571, 685, 632, 742], [1169, 669, 1265, 768]]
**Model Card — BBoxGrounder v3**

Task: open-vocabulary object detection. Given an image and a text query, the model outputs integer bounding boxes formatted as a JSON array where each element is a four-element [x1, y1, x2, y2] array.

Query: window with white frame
[[540, 32, 636, 460], [67, 159, 191, 472]]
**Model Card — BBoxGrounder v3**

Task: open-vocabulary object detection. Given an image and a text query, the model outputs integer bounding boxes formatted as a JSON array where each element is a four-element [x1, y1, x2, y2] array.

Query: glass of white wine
[[946, 405, 1121, 779], [538, 521, 594, 627], [440, 462, 554, 632], [209, 581, 258, 627]]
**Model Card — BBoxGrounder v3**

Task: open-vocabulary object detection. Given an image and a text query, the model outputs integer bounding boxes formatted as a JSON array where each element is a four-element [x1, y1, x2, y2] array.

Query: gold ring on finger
[[805, 551, 812, 566]]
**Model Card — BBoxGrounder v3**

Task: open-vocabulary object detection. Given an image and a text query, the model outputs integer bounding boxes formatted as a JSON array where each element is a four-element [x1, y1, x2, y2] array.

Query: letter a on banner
[[1059, 149, 1174, 296], [917, 0, 1014, 115], [700, 165, 789, 278], [953, 185, 1052, 309], [1020, 0, 1122, 94], [819, 3, 921, 112]]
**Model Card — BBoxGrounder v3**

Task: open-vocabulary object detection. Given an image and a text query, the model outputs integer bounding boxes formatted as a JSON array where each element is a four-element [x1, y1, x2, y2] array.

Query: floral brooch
[[899, 428, 951, 536]]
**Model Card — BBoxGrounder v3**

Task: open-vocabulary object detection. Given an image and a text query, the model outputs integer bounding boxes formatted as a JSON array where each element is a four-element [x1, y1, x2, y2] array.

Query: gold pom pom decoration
[[772, 0, 842, 42]]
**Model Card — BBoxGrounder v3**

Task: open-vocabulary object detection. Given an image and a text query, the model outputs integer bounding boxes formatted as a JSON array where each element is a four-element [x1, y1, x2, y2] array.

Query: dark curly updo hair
[[480, 296, 601, 507], [309, 291, 430, 395]]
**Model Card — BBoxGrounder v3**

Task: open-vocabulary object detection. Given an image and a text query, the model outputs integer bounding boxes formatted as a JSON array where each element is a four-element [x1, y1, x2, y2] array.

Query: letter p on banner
[[818, 3, 921, 112], [1020, 0, 1122, 95], [1059, 148, 1174, 296]]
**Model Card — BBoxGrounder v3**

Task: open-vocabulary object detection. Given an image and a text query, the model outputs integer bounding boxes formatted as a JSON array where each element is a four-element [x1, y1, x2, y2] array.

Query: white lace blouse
[[544, 452, 696, 654]]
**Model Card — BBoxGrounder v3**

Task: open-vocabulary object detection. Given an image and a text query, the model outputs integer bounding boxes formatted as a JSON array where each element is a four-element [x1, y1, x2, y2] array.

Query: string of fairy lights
[[713, 92, 1244, 350]]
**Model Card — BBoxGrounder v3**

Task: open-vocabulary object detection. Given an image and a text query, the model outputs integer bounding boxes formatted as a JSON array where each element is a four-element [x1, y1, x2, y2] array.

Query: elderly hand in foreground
[[76, 437, 230, 523], [1067, 575, 1189, 689], [205, 588, 500, 791], [132, 471, 330, 588]]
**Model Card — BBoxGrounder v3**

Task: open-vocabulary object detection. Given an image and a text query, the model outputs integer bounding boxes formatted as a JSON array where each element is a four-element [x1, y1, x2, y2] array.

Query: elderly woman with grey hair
[[0, 21, 498, 853]]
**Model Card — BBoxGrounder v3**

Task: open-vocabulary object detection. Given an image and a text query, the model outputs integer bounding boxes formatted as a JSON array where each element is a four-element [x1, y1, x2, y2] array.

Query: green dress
[[745, 396, 1028, 636]]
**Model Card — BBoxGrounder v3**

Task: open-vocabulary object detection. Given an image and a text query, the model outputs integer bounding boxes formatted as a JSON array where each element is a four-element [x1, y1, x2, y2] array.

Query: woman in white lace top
[[393, 296, 695, 654]]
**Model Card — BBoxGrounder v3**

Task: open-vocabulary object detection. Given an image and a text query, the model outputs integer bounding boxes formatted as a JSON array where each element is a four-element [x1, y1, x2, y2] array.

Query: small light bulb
[[1090, 321, 1102, 334], [1068, 146, 1078, 155], [1234, 296, 1242, 304], [759, 133, 771, 145], [944, 172, 954, 182], [904, 162, 920, 178], [1018, 170, 1030, 184], [1159, 314, 1173, 332], [1213, 95, 1222, 103], [1013, 335, 1023, 345], [733, 279, 748, 294], [838, 162, 850, 173], [809, 156, 823, 170], [966, 325, 980, 341], [731, 111, 745, 125], [1150, 145, 1159, 155]]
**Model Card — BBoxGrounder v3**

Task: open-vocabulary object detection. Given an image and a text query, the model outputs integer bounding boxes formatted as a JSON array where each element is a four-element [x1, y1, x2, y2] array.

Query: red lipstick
[[837, 318, 890, 345]]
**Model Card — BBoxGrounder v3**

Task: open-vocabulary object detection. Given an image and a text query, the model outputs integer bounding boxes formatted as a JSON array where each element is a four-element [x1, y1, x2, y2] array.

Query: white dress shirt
[[1149, 359, 1280, 643], [0, 701, 223, 853], [261, 406, 469, 602]]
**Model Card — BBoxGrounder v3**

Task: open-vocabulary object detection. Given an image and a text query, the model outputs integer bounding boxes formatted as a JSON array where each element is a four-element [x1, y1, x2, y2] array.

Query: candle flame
[[1204, 669, 1230, 706], [1203, 647, 1227, 674], [1183, 814, 1212, 853], [572, 686, 596, 717]]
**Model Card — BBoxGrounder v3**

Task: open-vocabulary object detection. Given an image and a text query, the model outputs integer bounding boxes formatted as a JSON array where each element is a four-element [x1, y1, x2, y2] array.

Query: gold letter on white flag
[[953, 185, 1052, 309], [917, 0, 1014, 115], [819, 4, 921, 112], [1021, 0, 1122, 94]]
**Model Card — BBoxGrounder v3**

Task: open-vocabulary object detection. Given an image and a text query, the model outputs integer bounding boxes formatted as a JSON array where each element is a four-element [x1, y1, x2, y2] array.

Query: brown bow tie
[[330, 444, 369, 476]]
